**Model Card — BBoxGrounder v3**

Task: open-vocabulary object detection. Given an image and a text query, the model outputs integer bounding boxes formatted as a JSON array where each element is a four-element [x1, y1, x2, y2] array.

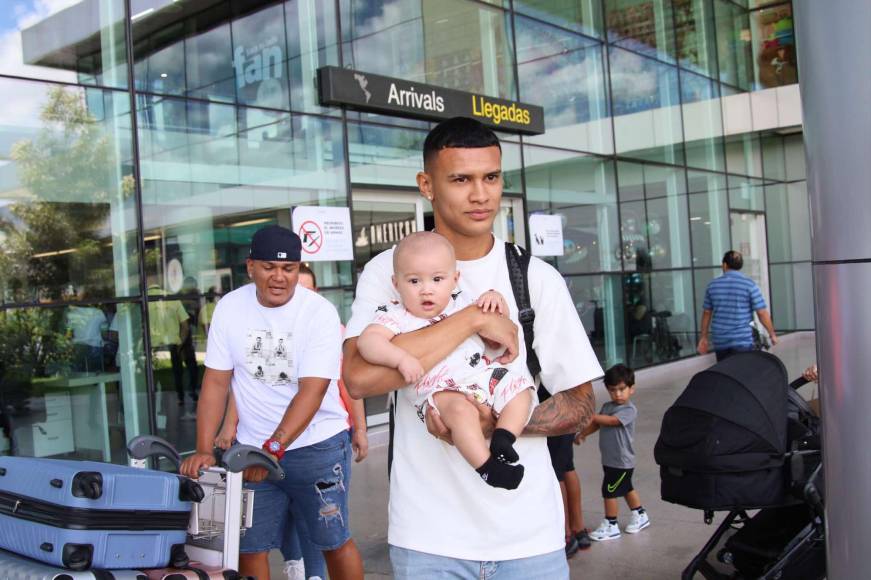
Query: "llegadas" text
[[471, 95, 531, 126]]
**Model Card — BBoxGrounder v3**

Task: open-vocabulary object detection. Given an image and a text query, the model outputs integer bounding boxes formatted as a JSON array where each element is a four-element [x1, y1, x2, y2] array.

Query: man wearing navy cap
[[181, 225, 364, 579]]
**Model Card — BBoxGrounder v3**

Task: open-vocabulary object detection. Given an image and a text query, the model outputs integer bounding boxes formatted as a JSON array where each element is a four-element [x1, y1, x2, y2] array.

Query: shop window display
[[752, 3, 796, 88]]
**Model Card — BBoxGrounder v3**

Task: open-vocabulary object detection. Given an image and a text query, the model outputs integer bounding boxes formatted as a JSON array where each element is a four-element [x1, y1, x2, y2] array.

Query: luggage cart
[[127, 436, 284, 572]]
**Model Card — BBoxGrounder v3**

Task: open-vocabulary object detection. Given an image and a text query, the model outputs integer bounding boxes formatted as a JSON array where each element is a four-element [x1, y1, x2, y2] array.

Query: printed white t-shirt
[[205, 283, 347, 451], [346, 237, 604, 561]]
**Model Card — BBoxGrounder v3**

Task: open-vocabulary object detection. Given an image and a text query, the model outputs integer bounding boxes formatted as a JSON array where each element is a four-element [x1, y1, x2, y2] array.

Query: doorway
[[351, 189, 525, 424], [730, 211, 770, 304]]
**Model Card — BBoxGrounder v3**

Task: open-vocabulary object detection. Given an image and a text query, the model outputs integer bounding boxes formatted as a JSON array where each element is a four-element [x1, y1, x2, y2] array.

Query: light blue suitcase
[[0, 546, 147, 579], [0, 458, 202, 570]]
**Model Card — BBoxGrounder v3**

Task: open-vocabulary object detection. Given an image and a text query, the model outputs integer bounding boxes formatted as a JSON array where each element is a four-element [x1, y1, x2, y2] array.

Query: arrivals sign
[[317, 66, 545, 135]]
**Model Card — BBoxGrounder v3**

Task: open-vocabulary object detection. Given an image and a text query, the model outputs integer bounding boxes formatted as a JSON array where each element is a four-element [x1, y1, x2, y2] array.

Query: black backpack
[[387, 242, 539, 476]]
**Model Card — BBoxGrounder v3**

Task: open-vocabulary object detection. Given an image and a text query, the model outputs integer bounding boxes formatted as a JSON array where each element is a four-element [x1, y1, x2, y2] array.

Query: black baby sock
[[476, 455, 525, 490], [633, 506, 646, 515], [490, 428, 519, 464]]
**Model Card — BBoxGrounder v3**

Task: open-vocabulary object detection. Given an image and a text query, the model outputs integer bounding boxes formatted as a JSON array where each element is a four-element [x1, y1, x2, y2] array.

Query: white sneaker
[[589, 518, 621, 541], [283, 559, 305, 580], [625, 510, 650, 534]]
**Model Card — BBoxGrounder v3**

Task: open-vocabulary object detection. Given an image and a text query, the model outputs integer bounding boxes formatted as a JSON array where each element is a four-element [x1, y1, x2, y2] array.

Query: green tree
[[0, 86, 133, 303]]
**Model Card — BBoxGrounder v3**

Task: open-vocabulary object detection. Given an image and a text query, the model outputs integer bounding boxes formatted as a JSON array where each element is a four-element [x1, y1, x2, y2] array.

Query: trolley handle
[[221, 444, 285, 481], [127, 435, 182, 470]]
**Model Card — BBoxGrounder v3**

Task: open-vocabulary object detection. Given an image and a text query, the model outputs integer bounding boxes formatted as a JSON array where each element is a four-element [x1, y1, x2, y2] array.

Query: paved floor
[[268, 333, 818, 579]]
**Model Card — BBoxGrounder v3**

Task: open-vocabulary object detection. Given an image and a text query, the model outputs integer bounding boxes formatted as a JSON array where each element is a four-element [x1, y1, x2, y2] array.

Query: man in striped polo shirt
[[697, 250, 778, 362]]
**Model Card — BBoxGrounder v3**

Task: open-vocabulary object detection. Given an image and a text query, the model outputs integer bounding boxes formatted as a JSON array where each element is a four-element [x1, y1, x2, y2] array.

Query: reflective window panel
[[715, 0, 753, 91], [765, 182, 811, 263], [761, 132, 786, 181], [0, 303, 149, 461], [617, 163, 690, 270], [770, 262, 813, 331], [0, 0, 127, 88], [674, 0, 719, 78], [609, 47, 684, 164], [624, 269, 695, 366], [516, 16, 612, 154], [605, 0, 676, 64], [784, 133, 805, 181], [525, 148, 620, 274], [681, 70, 725, 172], [514, 0, 604, 39], [725, 132, 763, 177], [0, 79, 139, 305], [688, 171, 729, 267], [136, 100, 351, 305], [566, 274, 626, 368], [728, 175, 765, 212], [131, 0, 340, 114], [341, 0, 517, 100]]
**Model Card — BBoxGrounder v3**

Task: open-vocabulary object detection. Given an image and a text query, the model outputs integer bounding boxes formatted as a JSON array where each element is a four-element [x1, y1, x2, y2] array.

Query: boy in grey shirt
[[577, 364, 650, 540]]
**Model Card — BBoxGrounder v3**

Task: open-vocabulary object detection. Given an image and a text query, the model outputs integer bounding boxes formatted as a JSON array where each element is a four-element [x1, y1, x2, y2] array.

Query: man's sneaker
[[283, 558, 305, 580], [565, 535, 580, 558], [575, 528, 593, 550], [625, 511, 650, 534], [589, 519, 621, 541]]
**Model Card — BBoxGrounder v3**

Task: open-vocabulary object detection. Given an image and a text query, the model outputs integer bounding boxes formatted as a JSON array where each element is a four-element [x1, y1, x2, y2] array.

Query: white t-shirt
[[205, 284, 347, 451], [346, 237, 604, 561]]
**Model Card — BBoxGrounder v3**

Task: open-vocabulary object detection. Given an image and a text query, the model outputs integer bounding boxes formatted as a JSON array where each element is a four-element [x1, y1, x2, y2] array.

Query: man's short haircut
[[722, 250, 744, 271], [423, 117, 501, 168], [604, 364, 635, 389], [393, 231, 455, 273], [299, 263, 316, 288]]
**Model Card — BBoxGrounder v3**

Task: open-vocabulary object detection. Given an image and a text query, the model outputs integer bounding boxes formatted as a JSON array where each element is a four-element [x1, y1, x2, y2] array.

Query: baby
[[357, 232, 534, 490]]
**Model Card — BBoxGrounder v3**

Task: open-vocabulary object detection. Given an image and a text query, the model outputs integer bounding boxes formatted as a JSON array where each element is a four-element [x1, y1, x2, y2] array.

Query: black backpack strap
[[387, 390, 397, 479], [504, 242, 541, 380]]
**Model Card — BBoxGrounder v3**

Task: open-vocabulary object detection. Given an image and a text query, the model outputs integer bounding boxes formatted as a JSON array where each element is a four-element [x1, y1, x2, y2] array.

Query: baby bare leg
[[432, 391, 489, 468], [496, 389, 533, 436]]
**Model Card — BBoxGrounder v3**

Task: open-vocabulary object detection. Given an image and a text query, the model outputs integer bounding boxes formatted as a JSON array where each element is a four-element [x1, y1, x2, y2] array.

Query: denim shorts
[[240, 429, 353, 553], [389, 545, 569, 580]]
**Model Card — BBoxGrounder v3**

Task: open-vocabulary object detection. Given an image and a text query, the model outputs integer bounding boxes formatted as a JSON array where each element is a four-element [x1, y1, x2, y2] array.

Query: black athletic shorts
[[547, 434, 576, 481], [601, 465, 634, 498]]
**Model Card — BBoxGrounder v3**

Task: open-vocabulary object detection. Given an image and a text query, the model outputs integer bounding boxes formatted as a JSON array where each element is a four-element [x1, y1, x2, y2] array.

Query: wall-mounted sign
[[318, 66, 545, 135], [291, 206, 354, 262], [529, 214, 565, 257]]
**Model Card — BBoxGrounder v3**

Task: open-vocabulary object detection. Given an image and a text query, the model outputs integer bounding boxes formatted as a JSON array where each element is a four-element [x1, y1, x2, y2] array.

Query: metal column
[[794, 2, 871, 578]]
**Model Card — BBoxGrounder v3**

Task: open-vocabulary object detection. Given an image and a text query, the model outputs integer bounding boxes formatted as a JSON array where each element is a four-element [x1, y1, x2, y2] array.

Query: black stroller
[[655, 351, 825, 579]]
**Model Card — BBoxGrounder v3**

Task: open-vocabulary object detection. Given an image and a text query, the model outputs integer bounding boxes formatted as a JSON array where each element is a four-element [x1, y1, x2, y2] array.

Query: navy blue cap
[[249, 225, 302, 262]]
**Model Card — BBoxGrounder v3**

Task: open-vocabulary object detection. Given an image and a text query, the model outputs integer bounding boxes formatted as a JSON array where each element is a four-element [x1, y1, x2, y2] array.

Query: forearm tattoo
[[524, 383, 595, 436]]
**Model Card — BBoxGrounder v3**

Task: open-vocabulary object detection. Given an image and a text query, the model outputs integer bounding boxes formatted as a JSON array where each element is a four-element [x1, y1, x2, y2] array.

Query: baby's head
[[392, 232, 459, 318], [604, 364, 636, 405]]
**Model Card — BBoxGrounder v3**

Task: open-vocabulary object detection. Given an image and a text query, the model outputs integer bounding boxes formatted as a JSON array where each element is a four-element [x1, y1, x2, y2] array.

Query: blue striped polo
[[703, 270, 766, 350]]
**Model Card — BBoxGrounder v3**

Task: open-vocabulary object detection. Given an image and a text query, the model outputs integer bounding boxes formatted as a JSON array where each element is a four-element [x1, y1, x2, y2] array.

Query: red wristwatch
[[262, 438, 286, 460]]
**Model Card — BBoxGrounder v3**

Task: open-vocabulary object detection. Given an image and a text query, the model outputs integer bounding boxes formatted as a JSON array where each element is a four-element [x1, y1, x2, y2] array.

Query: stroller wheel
[[717, 548, 734, 565]]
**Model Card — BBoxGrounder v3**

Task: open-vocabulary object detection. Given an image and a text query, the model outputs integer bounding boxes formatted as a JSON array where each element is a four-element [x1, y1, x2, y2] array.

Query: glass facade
[[0, 0, 810, 461]]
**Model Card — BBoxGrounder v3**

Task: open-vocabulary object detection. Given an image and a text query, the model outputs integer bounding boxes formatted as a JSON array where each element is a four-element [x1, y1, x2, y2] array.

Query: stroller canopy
[[674, 351, 788, 454]]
